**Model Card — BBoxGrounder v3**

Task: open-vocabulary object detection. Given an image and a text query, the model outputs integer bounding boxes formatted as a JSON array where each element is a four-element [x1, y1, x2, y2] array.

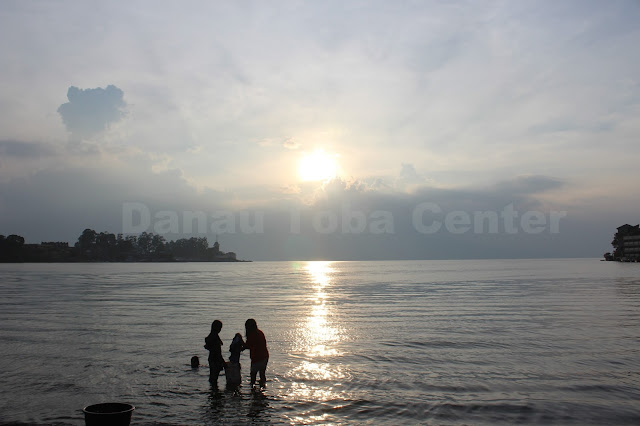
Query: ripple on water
[[1, 260, 640, 425]]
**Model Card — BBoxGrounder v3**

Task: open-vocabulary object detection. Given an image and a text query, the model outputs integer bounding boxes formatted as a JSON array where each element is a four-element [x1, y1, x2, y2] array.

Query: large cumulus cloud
[[57, 85, 126, 139]]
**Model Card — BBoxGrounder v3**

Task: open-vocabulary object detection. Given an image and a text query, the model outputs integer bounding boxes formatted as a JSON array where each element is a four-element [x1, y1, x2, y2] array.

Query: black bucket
[[83, 402, 135, 426]]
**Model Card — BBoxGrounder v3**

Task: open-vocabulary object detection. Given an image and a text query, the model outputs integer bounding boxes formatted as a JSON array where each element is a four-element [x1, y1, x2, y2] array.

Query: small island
[[603, 224, 640, 262], [0, 229, 248, 262]]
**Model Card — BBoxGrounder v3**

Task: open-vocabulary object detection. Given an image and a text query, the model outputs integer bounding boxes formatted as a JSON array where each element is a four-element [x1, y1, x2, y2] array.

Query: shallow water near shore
[[0, 259, 639, 425]]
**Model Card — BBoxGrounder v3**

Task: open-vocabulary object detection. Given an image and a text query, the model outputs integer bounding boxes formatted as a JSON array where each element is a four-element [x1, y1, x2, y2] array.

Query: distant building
[[621, 235, 640, 261], [41, 242, 70, 248], [610, 224, 640, 261], [20, 242, 75, 261], [617, 224, 640, 235], [217, 251, 237, 261]]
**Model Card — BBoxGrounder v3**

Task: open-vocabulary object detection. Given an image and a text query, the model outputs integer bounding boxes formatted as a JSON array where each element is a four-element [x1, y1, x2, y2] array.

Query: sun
[[298, 150, 338, 182]]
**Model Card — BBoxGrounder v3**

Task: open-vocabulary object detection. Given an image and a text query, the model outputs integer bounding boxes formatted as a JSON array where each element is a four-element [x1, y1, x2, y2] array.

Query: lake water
[[0, 259, 639, 425]]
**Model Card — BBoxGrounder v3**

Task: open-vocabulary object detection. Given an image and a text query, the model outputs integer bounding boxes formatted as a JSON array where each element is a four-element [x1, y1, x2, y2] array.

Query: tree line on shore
[[0, 229, 239, 262]]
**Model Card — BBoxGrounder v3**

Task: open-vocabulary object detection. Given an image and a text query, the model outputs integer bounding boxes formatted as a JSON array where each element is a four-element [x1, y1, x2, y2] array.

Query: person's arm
[[243, 335, 253, 351]]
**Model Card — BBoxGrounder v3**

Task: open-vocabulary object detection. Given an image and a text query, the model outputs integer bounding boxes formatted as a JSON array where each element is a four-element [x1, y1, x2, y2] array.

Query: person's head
[[245, 318, 257, 336], [190, 356, 200, 368], [211, 320, 223, 334], [235, 333, 242, 339]]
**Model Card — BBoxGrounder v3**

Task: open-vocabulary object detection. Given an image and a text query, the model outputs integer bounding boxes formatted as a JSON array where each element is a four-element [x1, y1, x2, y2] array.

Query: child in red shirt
[[244, 318, 269, 387]]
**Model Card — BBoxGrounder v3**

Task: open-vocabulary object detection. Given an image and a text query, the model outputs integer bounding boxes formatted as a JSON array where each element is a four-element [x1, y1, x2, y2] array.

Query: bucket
[[83, 402, 135, 426]]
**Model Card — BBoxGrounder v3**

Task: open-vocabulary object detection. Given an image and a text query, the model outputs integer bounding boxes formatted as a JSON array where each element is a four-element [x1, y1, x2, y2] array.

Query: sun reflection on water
[[284, 261, 353, 423], [300, 261, 343, 358]]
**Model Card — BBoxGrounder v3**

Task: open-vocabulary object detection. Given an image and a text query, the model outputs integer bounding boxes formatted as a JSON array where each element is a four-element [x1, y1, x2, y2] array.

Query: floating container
[[82, 402, 135, 426]]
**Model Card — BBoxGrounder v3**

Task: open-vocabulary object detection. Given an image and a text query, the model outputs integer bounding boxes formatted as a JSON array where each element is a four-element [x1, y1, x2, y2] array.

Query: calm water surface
[[0, 259, 639, 425]]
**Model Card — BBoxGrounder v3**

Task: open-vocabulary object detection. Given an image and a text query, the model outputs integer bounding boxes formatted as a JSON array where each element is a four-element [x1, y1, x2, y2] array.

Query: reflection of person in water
[[204, 320, 225, 384], [244, 318, 269, 387]]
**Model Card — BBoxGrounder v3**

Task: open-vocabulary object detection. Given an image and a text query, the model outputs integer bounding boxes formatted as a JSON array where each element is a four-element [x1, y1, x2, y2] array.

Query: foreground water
[[0, 259, 639, 425]]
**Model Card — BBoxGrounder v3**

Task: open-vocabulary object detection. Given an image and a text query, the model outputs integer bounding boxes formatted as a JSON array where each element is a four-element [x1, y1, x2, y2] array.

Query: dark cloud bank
[[0, 140, 56, 158], [0, 166, 616, 260]]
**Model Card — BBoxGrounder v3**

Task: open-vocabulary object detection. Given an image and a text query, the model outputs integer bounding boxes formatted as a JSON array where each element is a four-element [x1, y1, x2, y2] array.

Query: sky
[[1, 0, 639, 260]]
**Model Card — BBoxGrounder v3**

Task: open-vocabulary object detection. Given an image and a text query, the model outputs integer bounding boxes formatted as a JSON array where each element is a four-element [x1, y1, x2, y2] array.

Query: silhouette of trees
[[0, 234, 26, 261], [6, 235, 25, 246], [116, 234, 137, 258], [1, 229, 240, 262], [166, 237, 209, 259], [71, 229, 225, 261], [75, 229, 121, 261]]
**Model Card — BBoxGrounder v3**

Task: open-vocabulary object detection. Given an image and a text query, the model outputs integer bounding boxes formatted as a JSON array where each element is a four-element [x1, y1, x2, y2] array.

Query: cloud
[[494, 175, 564, 195], [223, 176, 602, 261], [0, 163, 232, 243], [397, 163, 430, 188], [257, 137, 301, 150], [57, 85, 126, 139], [0, 140, 56, 158], [0, 163, 615, 260], [282, 138, 301, 150], [399, 163, 419, 180]]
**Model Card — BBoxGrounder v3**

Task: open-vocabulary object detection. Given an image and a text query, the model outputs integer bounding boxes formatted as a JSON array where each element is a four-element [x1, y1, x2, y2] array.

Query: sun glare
[[298, 150, 338, 182]]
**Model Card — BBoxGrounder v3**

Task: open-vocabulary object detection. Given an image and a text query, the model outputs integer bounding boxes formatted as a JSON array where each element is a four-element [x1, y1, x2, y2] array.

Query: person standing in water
[[243, 318, 269, 387], [229, 333, 244, 364], [225, 333, 245, 387], [204, 320, 225, 384]]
